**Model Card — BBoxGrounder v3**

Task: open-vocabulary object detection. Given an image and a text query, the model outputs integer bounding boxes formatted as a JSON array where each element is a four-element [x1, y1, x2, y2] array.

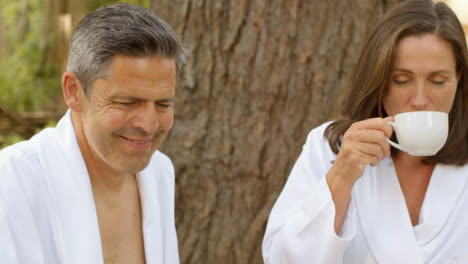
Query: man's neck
[[70, 112, 146, 264], [88, 169, 135, 194]]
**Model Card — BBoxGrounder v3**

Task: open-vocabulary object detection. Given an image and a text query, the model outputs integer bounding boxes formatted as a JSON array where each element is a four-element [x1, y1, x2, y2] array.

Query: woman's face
[[383, 34, 459, 117]]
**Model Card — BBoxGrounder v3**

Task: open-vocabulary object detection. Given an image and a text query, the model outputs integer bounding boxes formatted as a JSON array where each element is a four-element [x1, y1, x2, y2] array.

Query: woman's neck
[[393, 151, 431, 169]]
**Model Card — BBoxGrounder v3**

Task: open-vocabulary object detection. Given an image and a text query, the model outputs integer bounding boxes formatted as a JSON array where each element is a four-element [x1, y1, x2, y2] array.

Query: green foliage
[[0, 133, 25, 149], [0, 0, 151, 112], [0, 120, 58, 149], [42, 120, 57, 130], [0, 0, 61, 111], [87, 0, 150, 12]]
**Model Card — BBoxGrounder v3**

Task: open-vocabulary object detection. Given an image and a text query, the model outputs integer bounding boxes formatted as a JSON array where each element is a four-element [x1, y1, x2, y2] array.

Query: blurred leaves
[[0, 133, 25, 149], [0, 0, 151, 112], [87, 0, 150, 11], [0, 0, 61, 111], [0, 0, 151, 149]]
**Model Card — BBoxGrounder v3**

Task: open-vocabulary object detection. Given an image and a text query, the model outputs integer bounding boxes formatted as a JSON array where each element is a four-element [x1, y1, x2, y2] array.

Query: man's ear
[[62, 72, 85, 112]]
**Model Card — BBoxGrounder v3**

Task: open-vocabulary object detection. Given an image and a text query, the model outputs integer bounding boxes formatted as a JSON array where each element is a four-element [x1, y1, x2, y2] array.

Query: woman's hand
[[326, 117, 393, 234], [330, 117, 394, 187]]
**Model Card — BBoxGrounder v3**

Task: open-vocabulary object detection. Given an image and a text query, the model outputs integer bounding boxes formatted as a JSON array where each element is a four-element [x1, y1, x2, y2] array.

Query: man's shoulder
[[0, 138, 39, 169], [0, 127, 55, 176], [0, 133, 50, 207]]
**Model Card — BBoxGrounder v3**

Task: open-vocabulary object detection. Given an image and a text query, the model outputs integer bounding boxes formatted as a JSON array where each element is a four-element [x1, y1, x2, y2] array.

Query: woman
[[262, 0, 468, 263]]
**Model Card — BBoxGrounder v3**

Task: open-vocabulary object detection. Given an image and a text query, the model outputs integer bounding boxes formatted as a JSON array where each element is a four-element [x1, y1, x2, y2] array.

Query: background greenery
[[0, 0, 57, 111], [87, 0, 149, 12], [0, 0, 150, 147], [0, 0, 149, 112]]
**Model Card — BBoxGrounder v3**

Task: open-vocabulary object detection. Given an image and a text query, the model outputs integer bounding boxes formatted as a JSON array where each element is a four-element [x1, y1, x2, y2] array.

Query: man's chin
[[116, 155, 153, 174]]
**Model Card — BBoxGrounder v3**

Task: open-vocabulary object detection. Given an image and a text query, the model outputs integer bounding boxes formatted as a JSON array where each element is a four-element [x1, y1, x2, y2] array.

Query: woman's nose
[[410, 81, 429, 110]]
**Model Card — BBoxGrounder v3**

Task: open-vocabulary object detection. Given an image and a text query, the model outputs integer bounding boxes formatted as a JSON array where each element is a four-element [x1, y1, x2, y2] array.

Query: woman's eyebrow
[[392, 68, 452, 74]]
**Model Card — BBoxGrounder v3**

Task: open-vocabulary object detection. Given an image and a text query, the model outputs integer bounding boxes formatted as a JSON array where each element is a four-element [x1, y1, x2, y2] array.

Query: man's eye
[[156, 103, 171, 108], [117, 101, 135, 106]]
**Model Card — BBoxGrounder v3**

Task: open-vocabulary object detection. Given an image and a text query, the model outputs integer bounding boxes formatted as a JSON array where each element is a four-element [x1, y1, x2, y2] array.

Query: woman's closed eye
[[392, 75, 410, 85], [430, 76, 448, 85]]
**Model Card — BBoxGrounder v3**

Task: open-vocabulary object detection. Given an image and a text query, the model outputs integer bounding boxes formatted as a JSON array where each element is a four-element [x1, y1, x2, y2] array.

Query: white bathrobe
[[263, 122, 468, 264], [0, 111, 179, 264]]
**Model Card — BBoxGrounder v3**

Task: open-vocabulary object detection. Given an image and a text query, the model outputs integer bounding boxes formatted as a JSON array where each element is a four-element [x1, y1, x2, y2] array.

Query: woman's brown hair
[[324, 0, 468, 165]]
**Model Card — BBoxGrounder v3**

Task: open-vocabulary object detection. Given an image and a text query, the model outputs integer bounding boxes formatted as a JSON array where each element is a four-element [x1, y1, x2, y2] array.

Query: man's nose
[[131, 103, 159, 134]]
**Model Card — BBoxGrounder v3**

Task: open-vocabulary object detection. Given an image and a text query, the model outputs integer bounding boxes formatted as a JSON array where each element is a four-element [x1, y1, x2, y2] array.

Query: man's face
[[77, 55, 176, 174]]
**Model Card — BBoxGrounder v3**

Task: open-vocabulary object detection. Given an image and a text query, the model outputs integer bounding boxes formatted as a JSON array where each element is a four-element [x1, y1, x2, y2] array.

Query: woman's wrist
[[326, 166, 354, 194]]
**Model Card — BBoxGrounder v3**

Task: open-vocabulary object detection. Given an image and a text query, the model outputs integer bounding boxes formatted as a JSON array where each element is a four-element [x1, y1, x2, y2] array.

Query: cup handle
[[386, 121, 403, 151]]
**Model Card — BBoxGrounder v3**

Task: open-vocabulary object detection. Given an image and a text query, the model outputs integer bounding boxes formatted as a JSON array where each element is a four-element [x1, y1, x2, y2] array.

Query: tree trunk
[[0, 10, 3, 60], [40, 0, 85, 113], [44, 0, 85, 73], [152, 0, 403, 263]]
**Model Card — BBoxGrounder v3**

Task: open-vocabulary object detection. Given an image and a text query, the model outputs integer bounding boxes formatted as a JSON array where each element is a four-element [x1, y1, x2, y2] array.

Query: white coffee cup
[[387, 111, 448, 156]]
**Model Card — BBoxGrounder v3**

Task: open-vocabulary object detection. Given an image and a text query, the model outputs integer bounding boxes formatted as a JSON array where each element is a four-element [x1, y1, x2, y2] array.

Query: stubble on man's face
[[76, 55, 176, 175]]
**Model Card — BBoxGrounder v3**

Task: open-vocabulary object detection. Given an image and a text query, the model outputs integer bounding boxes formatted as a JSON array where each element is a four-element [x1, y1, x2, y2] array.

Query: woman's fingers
[[344, 129, 391, 157], [356, 142, 386, 166], [352, 117, 393, 138]]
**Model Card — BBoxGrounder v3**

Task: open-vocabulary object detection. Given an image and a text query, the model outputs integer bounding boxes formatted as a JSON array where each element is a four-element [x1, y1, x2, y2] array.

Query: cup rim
[[394, 110, 448, 118]]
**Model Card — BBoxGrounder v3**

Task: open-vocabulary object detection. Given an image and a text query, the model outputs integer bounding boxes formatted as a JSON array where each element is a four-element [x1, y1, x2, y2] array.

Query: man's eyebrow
[[157, 98, 175, 102], [109, 96, 174, 102], [109, 96, 143, 101]]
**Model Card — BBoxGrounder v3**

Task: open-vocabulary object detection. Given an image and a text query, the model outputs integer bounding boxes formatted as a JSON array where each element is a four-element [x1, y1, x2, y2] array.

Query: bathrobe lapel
[[353, 157, 423, 264], [35, 111, 103, 263], [413, 164, 468, 247], [137, 165, 164, 264]]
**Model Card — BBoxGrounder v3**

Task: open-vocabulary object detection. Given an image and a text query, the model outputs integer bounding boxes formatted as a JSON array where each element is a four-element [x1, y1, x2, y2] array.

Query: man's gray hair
[[66, 3, 187, 94]]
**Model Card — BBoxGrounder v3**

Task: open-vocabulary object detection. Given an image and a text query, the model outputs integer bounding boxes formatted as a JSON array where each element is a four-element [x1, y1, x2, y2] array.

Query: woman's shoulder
[[300, 120, 338, 161], [304, 120, 335, 144]]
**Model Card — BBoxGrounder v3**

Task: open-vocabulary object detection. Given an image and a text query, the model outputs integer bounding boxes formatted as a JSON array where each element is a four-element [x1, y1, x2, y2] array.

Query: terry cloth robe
[[263, 121, 468, 264], [0, 110, 179, 264]]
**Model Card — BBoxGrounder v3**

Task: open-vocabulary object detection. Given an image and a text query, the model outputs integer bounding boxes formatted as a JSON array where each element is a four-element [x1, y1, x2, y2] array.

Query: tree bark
[[152, 0, 403, 263]]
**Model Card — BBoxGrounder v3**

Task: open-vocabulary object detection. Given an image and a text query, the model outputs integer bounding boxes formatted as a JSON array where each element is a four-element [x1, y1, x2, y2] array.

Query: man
[[0, 3, 186, 263]]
